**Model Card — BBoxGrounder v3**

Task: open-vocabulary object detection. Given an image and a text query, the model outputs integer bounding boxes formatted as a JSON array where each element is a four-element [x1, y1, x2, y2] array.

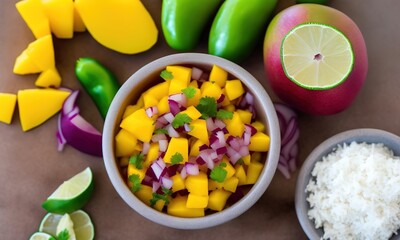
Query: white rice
[[306, 142, 400, 240]]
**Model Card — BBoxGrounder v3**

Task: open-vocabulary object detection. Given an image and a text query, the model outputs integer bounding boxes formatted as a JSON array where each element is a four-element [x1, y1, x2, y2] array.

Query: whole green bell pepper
[[208, 0, 277, 63], [75, 57, 120, 119], [161, 0, 223, 51]]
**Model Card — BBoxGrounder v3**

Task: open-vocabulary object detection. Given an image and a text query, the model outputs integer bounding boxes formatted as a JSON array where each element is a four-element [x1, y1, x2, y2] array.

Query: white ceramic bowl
[[102, 53, 281, 229], [295, 128, 400, 239]]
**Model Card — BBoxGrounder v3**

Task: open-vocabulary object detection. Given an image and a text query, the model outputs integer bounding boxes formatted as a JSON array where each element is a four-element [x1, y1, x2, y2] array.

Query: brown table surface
[[1, 0, 400, 239]]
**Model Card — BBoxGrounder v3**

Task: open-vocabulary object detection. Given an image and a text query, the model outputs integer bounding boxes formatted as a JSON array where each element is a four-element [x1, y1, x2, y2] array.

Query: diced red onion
[[151, 133, 167, 142], [191, 67, 203, 80], [158, 139, 168, 152], [184, 123, 191, 132], [196, 156, 206, 165], [151, 158, 166, 180], [62, 90, 78, 115], [142, 142, 150, 155], [217, 94, 225, 104], [180, 167, 187, 179], [169, 93, 187, 107], [216, 146, 227, 156], [185, 163, 199, 175], [161, 176, 173, 189], [168, 99, 180, 115], [242, 132, 251, 146], [244, 124, 257, 136], [166, 124, 180, 138], [145, 106, 158, 118], [152, 181, 161, 193]]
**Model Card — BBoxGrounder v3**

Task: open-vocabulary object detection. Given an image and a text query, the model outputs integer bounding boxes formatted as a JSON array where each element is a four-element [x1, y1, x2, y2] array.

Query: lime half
[[42, 167, 94, 214], [29, 232, 55, 240], [39, 210, 94, 240], [281, 23, 354, 90]]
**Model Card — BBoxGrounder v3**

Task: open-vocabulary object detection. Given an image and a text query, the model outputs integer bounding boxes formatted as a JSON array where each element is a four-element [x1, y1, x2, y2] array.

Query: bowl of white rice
[[295, 128, 400, 240]]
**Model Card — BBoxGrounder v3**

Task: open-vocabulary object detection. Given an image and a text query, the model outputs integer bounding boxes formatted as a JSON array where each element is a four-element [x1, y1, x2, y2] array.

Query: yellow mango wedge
[[26, 35, 55, 71], [73, 1, 86, 32], [17, 88, 70, 131], [15, 0, 51, 39], [35, 67, 62, 88], [13, 50, 42, 75], [75, 0, 158, 54], [0, 93, 18, 124], [41, 0, 74, 39]]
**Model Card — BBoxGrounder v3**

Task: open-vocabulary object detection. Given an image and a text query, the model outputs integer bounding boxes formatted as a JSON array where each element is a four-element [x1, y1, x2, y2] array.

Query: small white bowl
[[295, 128, 400, 239], [102, 53, 281, 229]]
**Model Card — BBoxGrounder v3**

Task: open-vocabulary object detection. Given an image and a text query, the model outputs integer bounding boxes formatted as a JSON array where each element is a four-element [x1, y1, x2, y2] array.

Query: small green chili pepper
[[75, 57, 120, 119], [161, 0, 223, 51], [208, 0, 277, 63]]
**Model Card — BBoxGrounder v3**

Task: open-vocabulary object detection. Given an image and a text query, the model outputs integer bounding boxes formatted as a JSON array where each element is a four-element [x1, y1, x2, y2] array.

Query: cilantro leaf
[[129, 153, 144, 170], [154, 128, 168, 135], [160, 70, 173, 80], [216, 109, 234, 120], [196, 96, 217, 119], [150, 187, 173, 207], [172, 113, 192, 128], [210, 162, 228, 183], [181, 86, 196, 99], [171, 152, 184, 165], [128, 174, 142, 193], [57, 229, 70, 240]]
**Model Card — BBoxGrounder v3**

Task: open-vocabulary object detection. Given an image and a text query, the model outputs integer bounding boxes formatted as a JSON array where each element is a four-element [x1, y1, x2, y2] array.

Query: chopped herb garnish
[[210, 162, 228, 183], [150, 187, 173, 207], [154, 128, 168, 135], [216, 109, 234, 120], [128, 174, 142, 193], [181, 86, 197, 99], [172, 113, 192, 128], [129, 153, 144, 170], [196, 96, 218, 119], [171, 152, 184, 165], [160, 70, 173, 80], [57, 229, 70, 240]]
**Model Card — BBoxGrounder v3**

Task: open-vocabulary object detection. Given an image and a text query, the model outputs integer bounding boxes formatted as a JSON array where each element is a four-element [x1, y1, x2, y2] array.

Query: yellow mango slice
[[13, 50, 42, 74], [248, 132, 270, 152], [145, 81, 170, 101], [127, 163, 146, 181], [246, 161, 264, 184], [186, 87, 201, 107], [222, 157, 236, 179], [171, 174, 185, 192], [122, 104, 141, 119], [234, 165, 247, 186], [208, 179, 223, 191], [209, 64, 228, 87], [115, 129, 137, 157], [135, 185, 153, 206], [156, 96, 169, 115], [26, 35, 55, 71], [201, 82, 222, 99], [15, 0, 51, 39], [223, 177, 239, 193], [207, 189, 231, 211], [164, 137, 188, 164], [188, 119, 209, 144], [0, 93, 17, 124], [186, 193, 209, 209], [120, 108, 155, 142], [73, 1, 86, 32], [75, 0, 158, 54], [167, 195, 204, 218], [251, 121, 265, 132], [236, 109, 252, 125], [144, 143, 159, 167], [185, 172, 208, 196], [35, 67, 62, 88], [167, 66, 192, 95], [17, 88, 70, 131], [189, 139, 204, 157], [225, 79, 245, 101], [224, 111, 244, 137], [179, 106, 201, 121], [42, 0, 74, 39]]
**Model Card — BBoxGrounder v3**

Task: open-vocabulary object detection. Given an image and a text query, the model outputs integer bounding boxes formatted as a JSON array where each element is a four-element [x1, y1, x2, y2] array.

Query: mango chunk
[[179, 106, 201, 121], [225, 80, 245, 101], [145, 81, 170, 101], [0, 93, 17, 124], [144, 142, 159, 167], [209, 64, 228, 87], [13, 50, 42, 74], [248, 132, 270, 152], [207, 189, 231, 212], [26, 35, 55, 71], [35, 67, 61, 88], [251, 121, 265, 133], [75, 0, 158, 54], [156, 96, 169, 115], [246, 161, 263, 184], [201, 82, 222, 99], [234, 165, 247, 186], [224, 111, 244, 137], [120, 108, 155, 142], [17, 88, 70, 131], [167, 195, 204, 217], [167, 66, 192, 95], [171, 174, 185, 192], [222, 158, 236, 179], [185, 172, 208, 196], [223, 177, 239, 193], [73, 1, 86, 32], [163, 137, 188, 164], [15, 0, 51, 39], [208, 179, 224, 191], [236, 109, 252, 124], [188, 119, 209, 144], [142, 92, 158, 109], [115, 129, 137, 157], [135, 185, 153, 206], [187, 193, 209, 209], [186, 87, 201, 107], [42, 0, 74, 39], [189, 139, 204, 156]]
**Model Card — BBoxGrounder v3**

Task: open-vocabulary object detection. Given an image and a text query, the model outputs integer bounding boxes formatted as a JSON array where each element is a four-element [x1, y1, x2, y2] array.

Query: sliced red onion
[[242, 132, 251, 146], [142, 142, 150, 155], [166, 124, 180, 138], [217, 94, 225, 104], [151, 133, 167, 142], [151, 158, 166, 180], [158, 139, 168, 152], [185, 163, 199, 175], [161, 176, 173, 189], [168, 99, 180, 115], [56, 115, 67, 151], [183, 123, 191, 132], [191, 67, 203, 80], [196, 156, 206, 165], [62, 90, 78, 115], [152, 181, 161, 193], [244, 124, 257, 136], [180, 167, 187, 179], [145, 106, 158, 118], [168, 93, 187, 108]]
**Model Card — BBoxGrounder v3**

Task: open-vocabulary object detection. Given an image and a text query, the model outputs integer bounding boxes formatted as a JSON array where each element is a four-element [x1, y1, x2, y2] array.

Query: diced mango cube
[[17, 88, 70, 131], [167, 195, 205, 217], [115, 129, 138, 157], [120, 108, 155, 142], [127, 163, 146, 181], [223, 177, 239, 193], [153, 199, 166, 212], [135, 185, 153, 206], [225, 80, 244, 101], [0, 93, 17, 124], [188, 80, 198, 88], [185, 172, 208, 196], [42, 0, 74, 39], [156, 96, 169, 115], [167, 66, 191, 95], [163, 137, 188, 164], [220, 88, 231, 107], [26, 35, 55, 70], [187, 193, 209, 209], [208, 179, 224, 191], [248, 132, 270, 152], [246, 161, 264, 184], [224, 112, 244, 137], [186, 87, 201, 107], [234, 165, 247, 186], [144, 142, 159, 167], [188, 119, 209, 145], [251, 152, 262, 162], [224, 104, 236, 112], [171, 174, 185, 192], [251, 121, 265, 132], [236, 109, 252, 124], [189, 139, 204, 156], [209, 64, 228, 87], [142, 92, 158, 109], [15, 0, 51, 39], [73, 1, 86, 32], [35, 67, 62, 87], [242, 154, 251, 165], [207, 189, 231, 211], [222, 157, 236, 179], [145, 81, 170, 101], [201, 82, 222, 99], [122, 104, 141, 119], [180, 106, 201, 121], [13, 50, 41, 74]]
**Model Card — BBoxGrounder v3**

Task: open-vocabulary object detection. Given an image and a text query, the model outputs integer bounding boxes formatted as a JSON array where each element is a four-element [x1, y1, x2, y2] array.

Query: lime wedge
[[29, 232, 55, 240], [39, 210, 94, 240], [56, 214, 76, 240], [42, 167, 94, 214], [281, 23, 354, 90]]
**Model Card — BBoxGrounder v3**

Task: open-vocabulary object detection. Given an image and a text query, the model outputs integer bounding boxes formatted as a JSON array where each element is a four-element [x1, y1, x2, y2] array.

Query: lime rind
[[280, 22, 355, 90], [29, 232, 56, 240]]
